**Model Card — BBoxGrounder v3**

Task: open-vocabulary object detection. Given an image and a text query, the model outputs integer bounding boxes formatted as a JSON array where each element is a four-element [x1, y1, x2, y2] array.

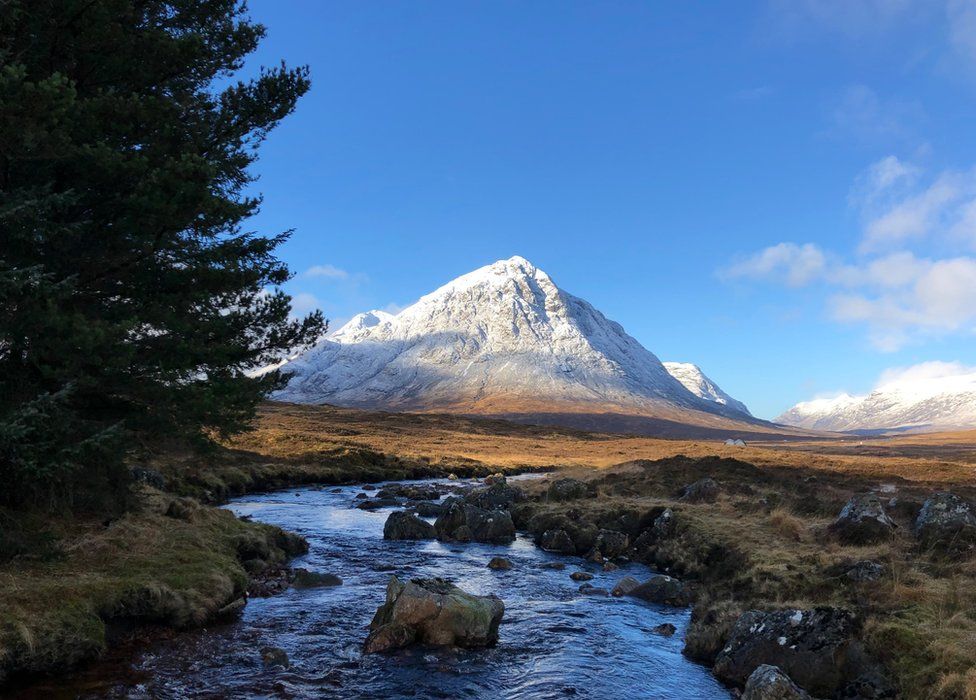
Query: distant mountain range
[[777, 362, 976, 433], [274, 256, 781, 438]]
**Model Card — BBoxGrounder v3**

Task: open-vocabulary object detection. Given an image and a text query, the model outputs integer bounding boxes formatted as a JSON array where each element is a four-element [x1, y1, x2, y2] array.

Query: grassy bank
[[0, 484, 305, 686], [513, 456, 976, 699], [0, 409, 537, 688]]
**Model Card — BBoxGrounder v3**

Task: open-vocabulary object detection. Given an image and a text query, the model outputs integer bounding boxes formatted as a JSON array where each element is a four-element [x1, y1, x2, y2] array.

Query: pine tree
[[0, 1, 325, 509]]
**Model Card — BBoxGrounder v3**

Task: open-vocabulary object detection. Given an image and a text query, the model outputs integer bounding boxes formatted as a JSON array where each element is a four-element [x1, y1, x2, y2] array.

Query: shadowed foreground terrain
[[3, 402, 976, 697]]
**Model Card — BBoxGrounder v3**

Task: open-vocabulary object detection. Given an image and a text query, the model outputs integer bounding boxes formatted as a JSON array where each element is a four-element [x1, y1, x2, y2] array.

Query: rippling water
[[18, 477, 731, 699]]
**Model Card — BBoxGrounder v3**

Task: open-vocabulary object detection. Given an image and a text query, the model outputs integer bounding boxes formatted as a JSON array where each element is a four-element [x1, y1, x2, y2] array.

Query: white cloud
[[876, 359, 976, 388], [860, 169, 975, 251], [723, 243, 827, 287], [305, 264, 350, 280], [829, 255, 976, 350], [724, 154, 976, 350], [289, 292, 322, 318]]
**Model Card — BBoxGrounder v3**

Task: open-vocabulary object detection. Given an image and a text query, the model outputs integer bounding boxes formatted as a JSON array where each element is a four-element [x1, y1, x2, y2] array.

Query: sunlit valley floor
[[3, 402, 976, 698]]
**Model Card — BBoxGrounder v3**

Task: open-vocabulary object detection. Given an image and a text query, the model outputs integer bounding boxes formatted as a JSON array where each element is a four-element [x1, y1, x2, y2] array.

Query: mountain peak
[[663, 362, 752, 417], [276, 258, 755, 428]]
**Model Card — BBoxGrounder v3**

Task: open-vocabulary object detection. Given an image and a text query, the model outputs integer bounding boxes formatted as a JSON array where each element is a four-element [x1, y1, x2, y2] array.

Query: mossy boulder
[[363, 576, 504, 653], [914, 492, 976, 553]]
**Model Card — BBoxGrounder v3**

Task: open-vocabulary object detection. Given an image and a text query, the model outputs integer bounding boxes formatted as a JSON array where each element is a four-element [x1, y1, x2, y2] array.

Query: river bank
[[3, 404, 976, 696], [0, 436, 538, 690], [9, 476, 731, 698]]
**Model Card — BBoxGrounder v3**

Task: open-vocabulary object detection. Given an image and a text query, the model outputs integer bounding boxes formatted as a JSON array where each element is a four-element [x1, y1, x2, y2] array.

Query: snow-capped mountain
[[776, 362, 976, 432], [275, 256, 755, 427], [664, 362, 752, 417]]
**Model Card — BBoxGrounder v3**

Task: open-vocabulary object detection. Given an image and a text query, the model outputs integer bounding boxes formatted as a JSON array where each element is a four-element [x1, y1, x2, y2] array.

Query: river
[[16, 476, 731, 699]]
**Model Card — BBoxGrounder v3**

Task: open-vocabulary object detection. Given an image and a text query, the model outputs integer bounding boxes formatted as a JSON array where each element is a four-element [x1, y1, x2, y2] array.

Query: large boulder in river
[[363, 576, 504, 653], [539, 528, 576, 554], [611, 576, 640, 597], [384, 511, 436, 540], [829, 493, 896, 545], [547, 478, 594, 501], [742, 665, 811, 700], [465, 482, 523, 511], [434, 503, 515, 543], [914, 492, 976, 553], [627, 575, 691, 606], [713, 607, 861, 697]]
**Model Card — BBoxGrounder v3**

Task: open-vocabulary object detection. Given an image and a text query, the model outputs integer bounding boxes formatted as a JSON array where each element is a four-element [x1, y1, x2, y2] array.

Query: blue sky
[[240, 1, 976, 419]]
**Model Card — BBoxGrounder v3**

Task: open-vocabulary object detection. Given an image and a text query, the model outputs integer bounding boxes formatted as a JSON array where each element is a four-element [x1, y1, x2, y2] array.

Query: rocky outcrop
[[713, 607, 861, 697], [465, 481, 523, 511], [651, 508, 677, 539], [652, 623, 677, 637], [591, 529, 629, 559], [434, 503, 515, 543], [741, 665, 810, 700], [412, 501, 445, 518], [627, 575, 691, 606], [383, 511, 436, 540], [376, 484, 443, 502], [914, 492, 976, 553], [680, 478, 719, 503], [611, 576, 640, 597], [829, 494, 896, 545], [487, 556, 512, 570], [363, 577, 504, 653], [547, 478, 594, 502], [539, 528, 576, 554]]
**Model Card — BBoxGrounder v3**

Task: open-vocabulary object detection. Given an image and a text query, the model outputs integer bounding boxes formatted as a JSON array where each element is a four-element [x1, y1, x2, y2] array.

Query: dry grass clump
[[768, 507, 807, 542]]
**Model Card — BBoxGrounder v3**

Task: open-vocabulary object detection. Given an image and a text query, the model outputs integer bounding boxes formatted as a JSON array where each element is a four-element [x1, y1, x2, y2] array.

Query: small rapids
[[19, 476, 731, 699]]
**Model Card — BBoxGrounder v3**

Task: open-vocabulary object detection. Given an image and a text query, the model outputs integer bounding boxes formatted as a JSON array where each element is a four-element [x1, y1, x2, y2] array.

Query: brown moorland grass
[[4, 401, 976, 696]]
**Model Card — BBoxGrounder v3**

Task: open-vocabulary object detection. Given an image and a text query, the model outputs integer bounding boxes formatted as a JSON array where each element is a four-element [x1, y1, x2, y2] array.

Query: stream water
[[15, 476, 731, 699]]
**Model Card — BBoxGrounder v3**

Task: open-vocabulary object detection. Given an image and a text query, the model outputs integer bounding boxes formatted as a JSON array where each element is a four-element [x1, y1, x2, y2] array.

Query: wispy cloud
[[766, 0, 976, 76], [827, 85, 924, 145], [305, 263, 351, 280], [853, 158, 976, 252], [722, 156, 976, 351], [723, 243, 827, 287]]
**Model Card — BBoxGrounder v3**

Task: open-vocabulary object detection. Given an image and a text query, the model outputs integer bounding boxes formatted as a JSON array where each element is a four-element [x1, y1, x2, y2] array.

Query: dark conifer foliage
[[0, 1, 325, 509]]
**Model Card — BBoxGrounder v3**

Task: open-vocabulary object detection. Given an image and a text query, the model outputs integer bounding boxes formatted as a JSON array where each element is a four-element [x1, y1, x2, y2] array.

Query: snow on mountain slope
[[330, 310, 395, 342], [664, 362, 752, 416], [776, 362, 976, 432], [274, 256, 756, 424]]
